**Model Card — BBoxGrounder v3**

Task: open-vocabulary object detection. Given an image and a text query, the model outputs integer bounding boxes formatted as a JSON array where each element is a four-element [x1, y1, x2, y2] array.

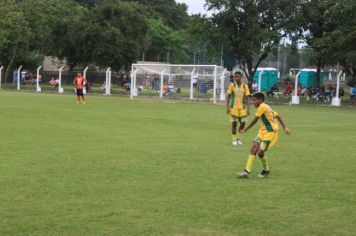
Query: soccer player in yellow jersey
[[238, 93, 291, 178], [226, 71, 250, 146]]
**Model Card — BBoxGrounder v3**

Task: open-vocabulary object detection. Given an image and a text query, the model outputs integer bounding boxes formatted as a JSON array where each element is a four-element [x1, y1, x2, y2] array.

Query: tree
[[301, 0, 355, 86], [321, 1, 355, 85], [0, 0, 64, 82], [301, 0, 332, 85], [51, 0, 148, 71], [127, 0, 189, 30], [50, 2, 89, 70], [206, 0, 303, 81], [186, 14, 216, 64], [143, 19, 187, 63]]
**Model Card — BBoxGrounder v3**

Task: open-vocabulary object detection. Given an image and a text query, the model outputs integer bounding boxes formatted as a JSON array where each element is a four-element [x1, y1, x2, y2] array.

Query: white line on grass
[[288, 123, 353, 128]]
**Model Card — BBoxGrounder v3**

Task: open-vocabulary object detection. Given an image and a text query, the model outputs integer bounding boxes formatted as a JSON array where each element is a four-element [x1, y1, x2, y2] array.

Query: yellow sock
[[245, 154, 256, 173], [232, 134, 237, 141], [260, 155, 270, 171]]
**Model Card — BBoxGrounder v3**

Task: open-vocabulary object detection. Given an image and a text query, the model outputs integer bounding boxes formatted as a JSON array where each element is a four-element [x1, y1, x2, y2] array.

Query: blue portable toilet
[[253, 68, 279, 91], [299, 69, 325, 88]]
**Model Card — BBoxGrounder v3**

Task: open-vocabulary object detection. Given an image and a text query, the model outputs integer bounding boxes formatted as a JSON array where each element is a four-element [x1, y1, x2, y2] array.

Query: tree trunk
[[247, 58, 253, 83], [4, 42, 19, 85], [252, 51, 269, 83]]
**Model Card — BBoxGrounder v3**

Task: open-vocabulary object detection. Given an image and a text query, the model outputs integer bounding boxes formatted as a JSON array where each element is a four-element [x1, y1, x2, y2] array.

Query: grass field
[[0, 91, 355, 235]]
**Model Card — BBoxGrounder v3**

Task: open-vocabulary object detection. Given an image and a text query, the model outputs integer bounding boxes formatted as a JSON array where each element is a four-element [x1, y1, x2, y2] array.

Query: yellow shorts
[[254, 130, 279, 151], [229, 108, 247, 122]]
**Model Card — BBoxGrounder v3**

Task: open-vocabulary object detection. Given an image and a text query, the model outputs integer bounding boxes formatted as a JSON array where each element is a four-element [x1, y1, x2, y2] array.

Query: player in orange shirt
[[73, 72, 87, 104]]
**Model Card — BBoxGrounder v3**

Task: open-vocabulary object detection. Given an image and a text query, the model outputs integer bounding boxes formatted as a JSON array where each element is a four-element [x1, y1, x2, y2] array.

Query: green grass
[[0, 91, 355, 235]]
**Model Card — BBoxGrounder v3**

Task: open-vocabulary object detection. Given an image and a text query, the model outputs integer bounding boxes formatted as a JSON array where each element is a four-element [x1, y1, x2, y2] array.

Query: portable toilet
[[299, 69, 326, 88], [253, 67, 279, 91]]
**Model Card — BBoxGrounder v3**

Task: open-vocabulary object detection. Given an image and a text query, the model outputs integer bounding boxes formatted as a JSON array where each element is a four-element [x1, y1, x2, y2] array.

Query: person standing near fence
[[226, 71, 250, 146], [73, 72, 87, 105]]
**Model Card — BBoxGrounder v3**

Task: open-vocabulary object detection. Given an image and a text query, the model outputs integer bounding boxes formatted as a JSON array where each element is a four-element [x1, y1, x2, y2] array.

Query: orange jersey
[[73, 76, 86, 89]]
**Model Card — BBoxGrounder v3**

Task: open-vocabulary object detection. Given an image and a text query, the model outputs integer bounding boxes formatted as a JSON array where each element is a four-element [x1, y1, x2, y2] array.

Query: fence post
[[331, 71, 343, 107], [105, 68, 110, 95], [220, 69, 227, 101], [291, 71, 301, 104], [17, 65, 22, 91], [36, 65, 42, 92], [0, 66, 3, 89], [190, 68, 196, 100], [213, 65, 217, 104], [58, 66, 64, 94], [160, 69, 166, 98], [83, 66, 89, 94]]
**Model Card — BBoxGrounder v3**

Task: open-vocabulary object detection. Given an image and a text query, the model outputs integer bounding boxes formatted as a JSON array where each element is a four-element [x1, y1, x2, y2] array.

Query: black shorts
[[76, 89, 84, 96]]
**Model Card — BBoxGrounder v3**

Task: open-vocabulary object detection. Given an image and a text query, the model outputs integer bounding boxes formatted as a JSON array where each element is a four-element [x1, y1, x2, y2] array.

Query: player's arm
[[240, 116, 259, 133], [244, 85, 251, 115], [244, 95, 250, 115], [226, 93, 231, 114], [276, 115, 291, 135]]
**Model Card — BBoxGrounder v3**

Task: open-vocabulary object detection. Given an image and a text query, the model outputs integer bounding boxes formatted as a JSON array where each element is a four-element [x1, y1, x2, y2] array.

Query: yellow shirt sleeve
[[227, 83, 234, 95], [244, 85, 250, 96], [255, 103, 267, 117]]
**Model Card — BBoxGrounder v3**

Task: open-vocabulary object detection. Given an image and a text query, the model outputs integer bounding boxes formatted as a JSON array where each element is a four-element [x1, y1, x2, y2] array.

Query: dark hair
[[253, 92, 265, 101], [234, 71, 243, 76]]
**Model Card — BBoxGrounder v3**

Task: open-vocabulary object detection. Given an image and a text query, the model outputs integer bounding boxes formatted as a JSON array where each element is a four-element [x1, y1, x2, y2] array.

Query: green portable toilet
[[299, 69, 325, 88], [253, 68, 279, 91]]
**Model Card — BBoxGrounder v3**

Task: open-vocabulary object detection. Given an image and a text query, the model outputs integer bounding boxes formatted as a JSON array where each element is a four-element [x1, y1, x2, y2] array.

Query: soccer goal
[[130, 63, 230, 104]]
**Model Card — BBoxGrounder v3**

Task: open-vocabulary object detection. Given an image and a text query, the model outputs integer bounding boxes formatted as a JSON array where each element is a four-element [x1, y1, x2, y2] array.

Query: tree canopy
[[0, 0, 354, 84]]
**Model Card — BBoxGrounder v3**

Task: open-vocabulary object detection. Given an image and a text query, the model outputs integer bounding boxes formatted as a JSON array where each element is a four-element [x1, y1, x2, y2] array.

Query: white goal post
[[130, 63, 230, 104]]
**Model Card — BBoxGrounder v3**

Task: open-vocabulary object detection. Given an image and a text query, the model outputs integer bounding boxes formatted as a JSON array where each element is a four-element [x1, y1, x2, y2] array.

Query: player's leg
[[238, 139, 260, 178], [257, 147, 270, 178], [256, 132, 277, 178], [231, 117, 238, 145], [76, 88, 80, 104], [81, 94, 86, 104], [237, 116, 246, 145]]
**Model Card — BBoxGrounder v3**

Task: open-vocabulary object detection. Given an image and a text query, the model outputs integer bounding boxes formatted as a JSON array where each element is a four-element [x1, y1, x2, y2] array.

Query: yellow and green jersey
[[227, 82, 250, 109], [255, 103, 279, 132]]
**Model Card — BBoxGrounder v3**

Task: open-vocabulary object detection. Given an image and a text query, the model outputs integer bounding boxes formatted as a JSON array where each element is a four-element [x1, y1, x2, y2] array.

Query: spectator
[[284, 82, 292, 98], [21, 70, 27, 83], [229, 75, 234, 83], [297, 86, 306, 96], [152, 76, 160, 92], [192, 73, 199, 91], [36, 73, 42, 84], [12, 69, 18, 85], [49, 76, 59, 87], [325, 83, 335, 100], [251, 81, 258, 94], [85, 81, 92, 92], [101, 82, 106, 92], [339, 87, 344, 97], [266, 84, 279, 98], [306, 86, 313, 101], [314, 85, 325, 101]]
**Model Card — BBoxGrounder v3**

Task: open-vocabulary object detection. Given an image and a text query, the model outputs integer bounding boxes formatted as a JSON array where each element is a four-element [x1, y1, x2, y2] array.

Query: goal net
[[130, 64, 230, 103]]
